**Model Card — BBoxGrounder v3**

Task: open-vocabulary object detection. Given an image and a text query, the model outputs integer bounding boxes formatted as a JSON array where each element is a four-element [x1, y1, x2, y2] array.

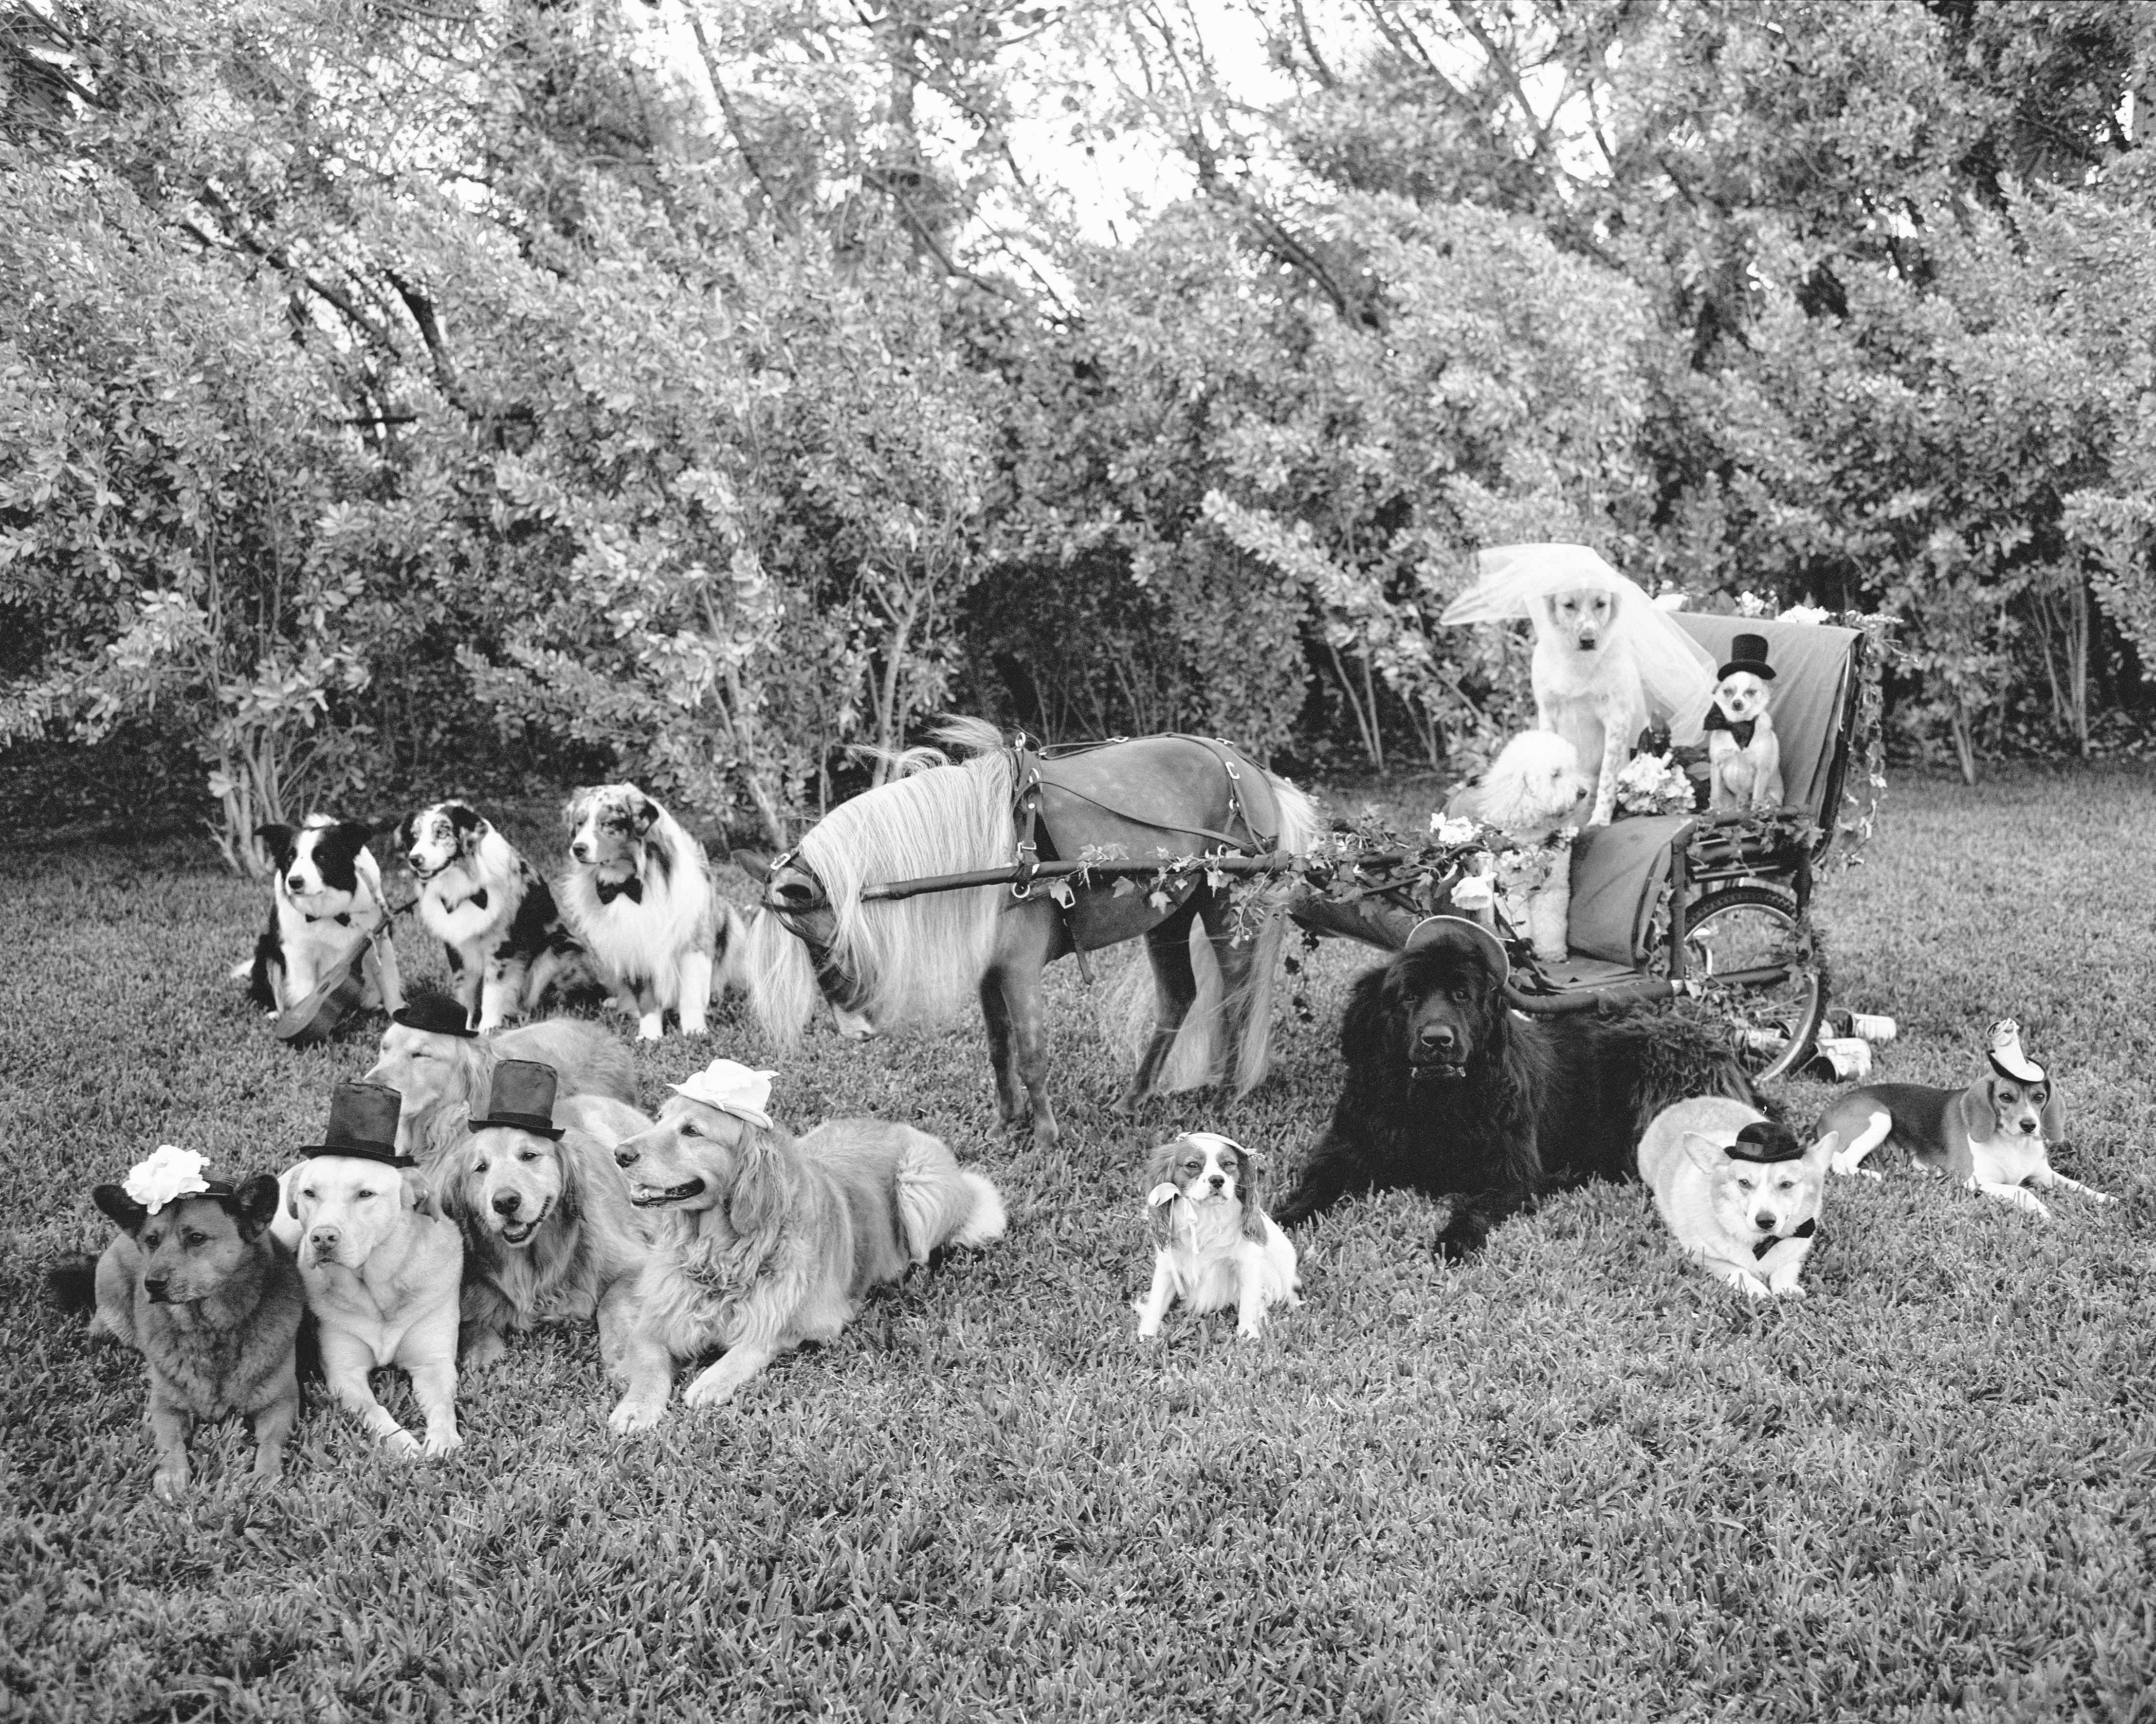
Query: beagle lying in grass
[[1822, 1019, 2112, 1217]]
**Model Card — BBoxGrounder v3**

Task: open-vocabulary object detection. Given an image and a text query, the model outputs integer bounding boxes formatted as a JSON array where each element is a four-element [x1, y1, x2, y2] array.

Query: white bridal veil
[[1438, 543, 1717, 744]]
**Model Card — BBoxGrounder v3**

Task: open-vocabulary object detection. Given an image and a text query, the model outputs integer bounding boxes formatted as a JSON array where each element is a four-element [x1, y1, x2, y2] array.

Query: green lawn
[[4, 769, 2152, 1721]]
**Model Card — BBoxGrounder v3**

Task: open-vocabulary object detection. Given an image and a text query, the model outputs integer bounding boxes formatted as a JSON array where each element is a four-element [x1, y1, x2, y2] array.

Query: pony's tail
[[1141, 769, 1324, 1095], [742, 907, 819, 1046], [1225, 773, 1323, 1094]]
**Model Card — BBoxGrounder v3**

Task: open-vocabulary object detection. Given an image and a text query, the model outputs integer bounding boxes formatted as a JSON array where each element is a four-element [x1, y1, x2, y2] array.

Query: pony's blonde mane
[[747, 719, 1016, 1041]]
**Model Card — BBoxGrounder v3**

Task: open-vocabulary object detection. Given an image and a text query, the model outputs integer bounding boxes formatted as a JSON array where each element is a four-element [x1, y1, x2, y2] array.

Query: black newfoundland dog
[[1272, 917, 1758, 1259]]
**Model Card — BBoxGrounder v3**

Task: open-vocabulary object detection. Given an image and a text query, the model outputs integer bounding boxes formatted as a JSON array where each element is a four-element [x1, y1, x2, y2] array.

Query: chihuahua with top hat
[[1704, 633, 1784, 814]]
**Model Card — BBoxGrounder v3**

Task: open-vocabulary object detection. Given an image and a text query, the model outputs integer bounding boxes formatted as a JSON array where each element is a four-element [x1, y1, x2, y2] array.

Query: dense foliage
[[4, 0, 2154, 863]]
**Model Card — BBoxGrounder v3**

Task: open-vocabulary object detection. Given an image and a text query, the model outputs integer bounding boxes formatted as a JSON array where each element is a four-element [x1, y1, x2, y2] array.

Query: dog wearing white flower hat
[[1821, 1019, 2110, 1217], [604, 1059, 1007, 1432], [49, 1145, 303, 1499]]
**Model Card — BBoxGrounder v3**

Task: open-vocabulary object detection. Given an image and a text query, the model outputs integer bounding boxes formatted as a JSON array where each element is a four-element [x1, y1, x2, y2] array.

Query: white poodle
[[1452, 730, 1590, 963]]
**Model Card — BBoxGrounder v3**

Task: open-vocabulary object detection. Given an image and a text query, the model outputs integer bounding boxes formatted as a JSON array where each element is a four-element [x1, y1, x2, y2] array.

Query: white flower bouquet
[[1614, 751, 1698, 817]]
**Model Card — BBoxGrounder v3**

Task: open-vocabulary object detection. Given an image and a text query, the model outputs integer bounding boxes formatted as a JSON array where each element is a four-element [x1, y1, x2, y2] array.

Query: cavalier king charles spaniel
[[1133, 1131, 1299, 1341]]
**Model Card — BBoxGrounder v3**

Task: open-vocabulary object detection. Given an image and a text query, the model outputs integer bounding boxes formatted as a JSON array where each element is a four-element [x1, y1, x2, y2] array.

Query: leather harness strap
[[1009, 731, 1279, 865]]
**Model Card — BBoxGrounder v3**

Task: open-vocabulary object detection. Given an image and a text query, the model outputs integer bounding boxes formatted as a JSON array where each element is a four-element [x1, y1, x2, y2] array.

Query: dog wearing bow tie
[[1637, 1097, 1839, 1299], [397, 799, 583, 1032], [1704, 633, 1784, 814], [560, 784, 745, 1041]]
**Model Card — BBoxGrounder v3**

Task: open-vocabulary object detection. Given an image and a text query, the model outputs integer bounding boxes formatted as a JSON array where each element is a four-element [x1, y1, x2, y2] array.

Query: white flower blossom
[[1450, 872, 1498, 911], [123, 1144, 212, 1215], [1735, 591, 1773, 617], [1430, 814, 1480, 846], [1778, 604, 1832, 625]]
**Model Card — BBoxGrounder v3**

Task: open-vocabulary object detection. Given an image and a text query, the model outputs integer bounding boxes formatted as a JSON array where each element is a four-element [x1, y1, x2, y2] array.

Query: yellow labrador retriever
[[277, 1082, 465, 1457]]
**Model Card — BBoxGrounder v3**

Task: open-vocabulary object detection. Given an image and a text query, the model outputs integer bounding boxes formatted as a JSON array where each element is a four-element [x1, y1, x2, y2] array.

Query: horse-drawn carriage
[[748, 608, 1883, 1131], [1288, 610, 1880, 1081]]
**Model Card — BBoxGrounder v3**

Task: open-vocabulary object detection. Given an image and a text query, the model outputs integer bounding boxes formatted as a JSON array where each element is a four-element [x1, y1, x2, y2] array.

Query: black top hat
[[470, 1059, 565, 1139], [1726, 1119, 1803, 1164], [393, 993, 478, 1039], [1717, 633, 1776, 681], [300, 1080, 414, 1166]]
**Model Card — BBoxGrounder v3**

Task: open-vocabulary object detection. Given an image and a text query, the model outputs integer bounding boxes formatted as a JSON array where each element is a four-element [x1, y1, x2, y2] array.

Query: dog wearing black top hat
[[437, 1059, 653, 1373], [1637, 1096, 1840, 1298], [48, 1145, 303, 1498], [275, 1082, 465, 1458], [1704, 633, 1784, 814]]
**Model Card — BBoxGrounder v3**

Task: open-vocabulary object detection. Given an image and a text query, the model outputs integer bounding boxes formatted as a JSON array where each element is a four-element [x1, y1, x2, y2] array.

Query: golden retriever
[[604, 1102, 1006, 1432], [437, 1097, 655, 1372], [361, 1006, 639, 1162]]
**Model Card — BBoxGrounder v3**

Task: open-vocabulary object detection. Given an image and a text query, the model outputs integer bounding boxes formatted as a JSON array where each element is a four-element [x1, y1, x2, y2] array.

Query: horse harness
[[1003, 730, 1284, 903], [760, 732, 1284, 985]]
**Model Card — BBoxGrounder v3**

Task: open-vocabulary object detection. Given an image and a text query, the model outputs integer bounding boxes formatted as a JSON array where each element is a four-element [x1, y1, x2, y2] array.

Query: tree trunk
[[1324, 639, 1383, 769], [1950, 702, 1977, 786]]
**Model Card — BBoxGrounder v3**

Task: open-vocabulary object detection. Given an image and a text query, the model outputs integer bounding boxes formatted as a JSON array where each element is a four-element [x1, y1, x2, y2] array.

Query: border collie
[[559, 784, 743, 1040], [238, 816, 404, 1016], [395, 799, 582, 1032]]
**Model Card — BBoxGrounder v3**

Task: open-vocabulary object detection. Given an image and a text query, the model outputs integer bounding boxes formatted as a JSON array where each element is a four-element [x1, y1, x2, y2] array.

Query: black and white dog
[[239, 816, 405, 1017], [395, 799, 583, 1032], [560, 784, 743, 1041]]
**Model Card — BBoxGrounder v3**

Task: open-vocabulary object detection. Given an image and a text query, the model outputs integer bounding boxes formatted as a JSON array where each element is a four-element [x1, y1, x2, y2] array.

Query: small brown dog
[[54, 1150, 305, 1499]]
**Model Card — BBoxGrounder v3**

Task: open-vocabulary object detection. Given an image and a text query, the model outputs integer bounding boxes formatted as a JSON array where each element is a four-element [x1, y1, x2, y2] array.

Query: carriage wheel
[[1671, 886, 1825, 1085]]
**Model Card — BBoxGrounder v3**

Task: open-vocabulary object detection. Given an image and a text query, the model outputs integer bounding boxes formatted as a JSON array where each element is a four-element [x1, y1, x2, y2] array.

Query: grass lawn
[[4, 767, 2153, 1722]]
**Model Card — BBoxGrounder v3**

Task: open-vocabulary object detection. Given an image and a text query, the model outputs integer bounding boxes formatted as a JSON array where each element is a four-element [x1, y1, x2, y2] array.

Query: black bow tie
[[1705, 707, 1756, 749], [443, 888, 487, 914], [1753, 1217, 1817, 1260], [595, 875, 643, 906]]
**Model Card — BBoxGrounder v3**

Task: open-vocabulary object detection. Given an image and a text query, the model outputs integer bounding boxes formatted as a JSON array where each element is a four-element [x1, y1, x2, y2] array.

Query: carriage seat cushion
[[1565, 815, 1690, 967]]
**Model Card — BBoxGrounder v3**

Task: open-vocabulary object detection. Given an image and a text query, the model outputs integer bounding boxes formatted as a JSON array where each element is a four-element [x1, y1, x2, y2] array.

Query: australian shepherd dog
[[604, 1103, 1006, 1432], [1272, 918, 1756, 1260], [238, 816, 404, 1016], [560, 784, 744, 1041], [397, 799, 582, 1031], [437, 1105, 654, 1373]]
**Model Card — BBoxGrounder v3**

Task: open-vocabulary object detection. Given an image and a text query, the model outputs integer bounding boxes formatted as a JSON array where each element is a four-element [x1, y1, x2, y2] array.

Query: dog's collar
[[1704, 707, 1756, 748], [595, 874, 643, 906], [1752, 1218, 1817, 1260]]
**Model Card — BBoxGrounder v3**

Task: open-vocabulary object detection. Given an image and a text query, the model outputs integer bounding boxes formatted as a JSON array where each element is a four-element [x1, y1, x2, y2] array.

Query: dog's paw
[[1236, 1323, 1265, 1342], [153, 1465, 189, 1502], [384, 1429, 423, 1459], [681, 1375, 737, 1411], [460, 1332, 508, 1375], [423, 1429, 463, 1459], [1775, 1283, 1809, 1301], [608, 1397, 665, 1435]]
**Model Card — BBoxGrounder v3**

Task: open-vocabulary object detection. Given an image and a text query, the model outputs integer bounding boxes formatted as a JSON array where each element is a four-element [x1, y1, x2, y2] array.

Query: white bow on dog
[[668, 1059, 779, 1128]]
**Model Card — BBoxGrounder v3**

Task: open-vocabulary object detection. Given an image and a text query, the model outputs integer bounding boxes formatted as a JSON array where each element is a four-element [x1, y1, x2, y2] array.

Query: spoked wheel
[[1668, 886, 1825, 1084]]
